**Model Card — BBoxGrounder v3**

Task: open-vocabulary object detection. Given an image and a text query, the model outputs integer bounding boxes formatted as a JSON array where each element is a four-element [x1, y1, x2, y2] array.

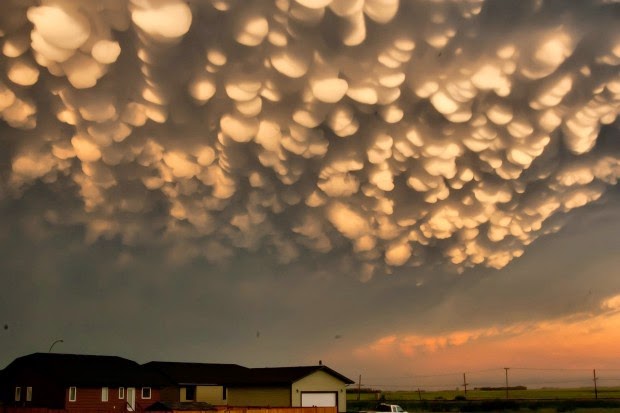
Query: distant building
[[0, 353, 168, 411]]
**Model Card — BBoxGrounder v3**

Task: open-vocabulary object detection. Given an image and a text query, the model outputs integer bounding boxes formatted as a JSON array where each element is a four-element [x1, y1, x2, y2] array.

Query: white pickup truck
[[364, 404, 407, 413]]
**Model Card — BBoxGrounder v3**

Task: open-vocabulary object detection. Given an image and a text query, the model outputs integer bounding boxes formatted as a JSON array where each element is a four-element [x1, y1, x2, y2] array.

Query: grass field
[[347, 388, 620, 412], [347, 387, 620, 401]]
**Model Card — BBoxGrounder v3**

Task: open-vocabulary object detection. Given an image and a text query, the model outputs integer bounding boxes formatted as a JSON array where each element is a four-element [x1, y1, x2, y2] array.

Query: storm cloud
[[1, 0, 619, 282]]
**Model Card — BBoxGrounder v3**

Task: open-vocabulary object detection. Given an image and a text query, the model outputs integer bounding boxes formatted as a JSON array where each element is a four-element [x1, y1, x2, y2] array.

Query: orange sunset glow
[[355, 298, 620, 370]]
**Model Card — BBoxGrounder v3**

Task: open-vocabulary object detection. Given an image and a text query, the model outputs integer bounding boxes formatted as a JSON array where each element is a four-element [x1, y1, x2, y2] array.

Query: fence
[[1, 407, 338, 413], [1, 409, 66, 413], [219, 408, 337, 413]]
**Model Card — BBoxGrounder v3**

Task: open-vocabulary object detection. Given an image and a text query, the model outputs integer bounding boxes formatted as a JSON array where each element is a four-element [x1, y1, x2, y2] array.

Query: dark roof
[[145, 401, 217, 411], [144, 362, 354, 386], [3, 353, 170, 387], [144, 362, 250, 385], [3, 353, 353, 389], [243, 366, 355, 386]]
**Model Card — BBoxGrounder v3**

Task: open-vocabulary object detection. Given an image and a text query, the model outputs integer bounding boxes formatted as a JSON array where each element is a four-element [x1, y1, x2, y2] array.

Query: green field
[[347, 387, 620, 401]]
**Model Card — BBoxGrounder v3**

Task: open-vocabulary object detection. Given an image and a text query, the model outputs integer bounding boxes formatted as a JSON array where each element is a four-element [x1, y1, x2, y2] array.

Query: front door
[[126, 387, 136, 411]]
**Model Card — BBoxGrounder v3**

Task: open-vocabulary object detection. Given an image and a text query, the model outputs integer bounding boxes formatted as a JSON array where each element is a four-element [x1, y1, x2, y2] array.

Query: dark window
[[185, 386, 196, 401], [26, 387, 32, 402], [222, 386, 226, 400], [141, 387, 151, 399], [15, 387, 21, 402], [119, 387, 125, 399], [69, 387, 77, 402]]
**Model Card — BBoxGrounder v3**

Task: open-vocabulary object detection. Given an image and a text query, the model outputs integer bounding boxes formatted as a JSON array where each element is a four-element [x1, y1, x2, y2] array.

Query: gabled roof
[[143, 362, 354, 386], [243, 366, 355, 386], [3, 353, 169, 387], [144, 361, 250, 385]]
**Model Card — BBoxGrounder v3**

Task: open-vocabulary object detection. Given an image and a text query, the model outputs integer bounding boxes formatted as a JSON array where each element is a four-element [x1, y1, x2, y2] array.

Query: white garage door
[[301, 392, 337, 407]]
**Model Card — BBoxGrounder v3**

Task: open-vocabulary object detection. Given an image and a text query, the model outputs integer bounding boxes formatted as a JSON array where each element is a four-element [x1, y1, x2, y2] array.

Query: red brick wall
[[63, 386, 160, 411], [136, 388, 160, 411]]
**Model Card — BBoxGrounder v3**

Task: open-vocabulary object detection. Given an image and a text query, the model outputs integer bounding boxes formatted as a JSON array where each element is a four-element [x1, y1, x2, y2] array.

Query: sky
[[1, 0, 620, 391]]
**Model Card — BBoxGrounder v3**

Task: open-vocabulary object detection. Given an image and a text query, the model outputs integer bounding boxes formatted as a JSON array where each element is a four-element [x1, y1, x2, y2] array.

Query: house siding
[[195, 385, 227, 405], [159, 386, 180, 402], [3, 375, 64, 408], [64, 387, 160, 411], [137, 387, 160, 410], [292, 371, 348, 413], [227, 386, 290, 407], [65, 387, 123, 411]]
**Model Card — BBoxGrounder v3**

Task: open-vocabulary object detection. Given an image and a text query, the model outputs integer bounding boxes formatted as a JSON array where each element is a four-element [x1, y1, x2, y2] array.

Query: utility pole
[[417, 388, 422, 401], [463, 373, 468, 397], [504, 368, 510, 399], [593, 369, 598, 399], [358, 375, 362, 401]]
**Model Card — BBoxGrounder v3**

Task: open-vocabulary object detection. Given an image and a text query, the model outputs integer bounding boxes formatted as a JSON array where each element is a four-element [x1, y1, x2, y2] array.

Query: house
[[229, 366, 354, 413], [143, 362, 251, 405], [0, 353, 169, 411], [0, 368, 5, 408], [145, 362, 354, 413]]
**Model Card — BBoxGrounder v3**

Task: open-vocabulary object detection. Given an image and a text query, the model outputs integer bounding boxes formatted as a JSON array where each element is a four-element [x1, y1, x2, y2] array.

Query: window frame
[[141, 387, 151, 399], [15, 387, 21, 402], [26, 387, 32, 402], [101, 387, 108, 402], [119, 387, 125, 399], [69, 386, 77, 402]]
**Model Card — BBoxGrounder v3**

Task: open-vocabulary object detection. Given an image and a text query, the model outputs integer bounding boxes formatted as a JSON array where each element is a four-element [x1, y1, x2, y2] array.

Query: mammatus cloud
[[1, 0, 619, 279]]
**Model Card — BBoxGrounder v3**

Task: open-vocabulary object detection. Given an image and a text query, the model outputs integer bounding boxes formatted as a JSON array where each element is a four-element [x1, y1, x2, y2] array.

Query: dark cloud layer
[[0, 0, 619, 280]]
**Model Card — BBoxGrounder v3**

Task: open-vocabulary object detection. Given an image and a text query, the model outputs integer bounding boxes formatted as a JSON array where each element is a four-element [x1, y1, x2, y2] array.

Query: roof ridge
[[29, 352, 132, 359], [146, 361, 247, 366]]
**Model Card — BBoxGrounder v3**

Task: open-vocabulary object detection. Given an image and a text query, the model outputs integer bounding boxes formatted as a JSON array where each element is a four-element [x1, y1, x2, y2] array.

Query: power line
[[364, 366, 606, 381], [354, 366, 620, 393], [511, 367, 592, 372], [363, 367, 506, 381]]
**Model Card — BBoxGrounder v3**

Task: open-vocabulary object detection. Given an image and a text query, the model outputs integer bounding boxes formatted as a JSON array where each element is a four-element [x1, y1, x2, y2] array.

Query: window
[[15, 387, 21, 402], [222, 386, 227, 401], [185, 386, 195, 401], [102, 387, 108, 402], [69, 387, 77, 402], [141, 387, 151, 399], [26, 387, 32, 402], [119, 387, 125, 399]]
